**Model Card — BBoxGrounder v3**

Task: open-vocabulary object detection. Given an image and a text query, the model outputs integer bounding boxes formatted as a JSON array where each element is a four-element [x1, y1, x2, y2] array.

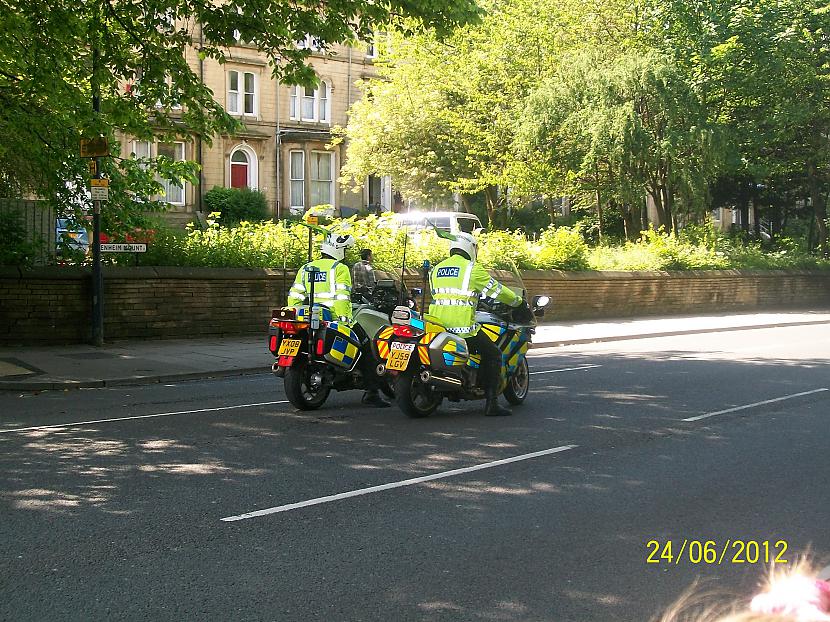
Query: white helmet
[[450, 232, 478, 262], [321, 233, 355, 261]]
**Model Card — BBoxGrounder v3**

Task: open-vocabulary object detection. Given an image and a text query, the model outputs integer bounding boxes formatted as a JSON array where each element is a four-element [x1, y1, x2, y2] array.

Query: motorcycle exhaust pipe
[[271, 361, 286, 378], [376, 364, 387, 376], [419, 370, 462, 388]]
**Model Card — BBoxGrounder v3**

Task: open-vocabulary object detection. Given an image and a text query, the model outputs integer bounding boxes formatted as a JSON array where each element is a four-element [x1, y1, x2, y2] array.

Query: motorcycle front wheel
[[503, 356, 529, 405], [285, 362, 331, 410], [393, 371, 442, 418]]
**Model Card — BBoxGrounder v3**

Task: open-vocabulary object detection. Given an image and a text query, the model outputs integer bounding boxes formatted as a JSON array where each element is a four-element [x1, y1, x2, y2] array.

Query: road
[[1, 323, 829, 621]]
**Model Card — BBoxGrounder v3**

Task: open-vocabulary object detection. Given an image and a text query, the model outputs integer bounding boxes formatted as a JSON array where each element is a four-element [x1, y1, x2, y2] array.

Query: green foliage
[[588, 228, 729, 271], [137, 214, 452, 271], [1, 0, 480, 222], [203, 187, 269, 225], [518, 50, 719, 235], [535, 227, 590, 270], [340, 0, 830, 252], [134, 217, 828, 272], [0, 210, 43, 267], [476, 230, 537, 270], [337, 0, 570, 225]]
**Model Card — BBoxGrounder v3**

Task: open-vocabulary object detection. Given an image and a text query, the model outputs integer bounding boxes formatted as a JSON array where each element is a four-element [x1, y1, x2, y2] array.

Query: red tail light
[[392, 324, 414, 338], [269, 335, 278, 351], [278, 355, 294, 367], [316, 339, 325, 355], [278, 321, 308, 334]]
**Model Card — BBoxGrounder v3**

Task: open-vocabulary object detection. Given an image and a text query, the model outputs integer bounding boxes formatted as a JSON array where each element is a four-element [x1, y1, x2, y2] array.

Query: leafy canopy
[[0, 0, 480, 233]]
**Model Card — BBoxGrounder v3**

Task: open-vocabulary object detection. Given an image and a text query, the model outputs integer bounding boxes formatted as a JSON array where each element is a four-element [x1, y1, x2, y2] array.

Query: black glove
[[511, 299, 534, 323]]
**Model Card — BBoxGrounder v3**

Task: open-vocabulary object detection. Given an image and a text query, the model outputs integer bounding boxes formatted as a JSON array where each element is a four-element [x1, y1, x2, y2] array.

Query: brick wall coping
[[1, 265, 828, 280], [518, 268, 830, 279], [0, 266, 294, 280]]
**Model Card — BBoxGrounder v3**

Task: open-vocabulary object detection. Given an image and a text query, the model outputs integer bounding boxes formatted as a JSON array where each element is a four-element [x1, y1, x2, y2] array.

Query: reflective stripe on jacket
[[287, 258, 353, 321], [428, 255, 522, 337]]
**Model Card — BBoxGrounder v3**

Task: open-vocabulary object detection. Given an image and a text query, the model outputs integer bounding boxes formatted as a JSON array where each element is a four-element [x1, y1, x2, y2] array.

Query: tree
[[710, 0, 830, 254], [654, 0, 830, 253], [517, 50, 719, 238], [339, 0, 707, 231], [339, 0, 574, 227], [0, 0, 480, 231]]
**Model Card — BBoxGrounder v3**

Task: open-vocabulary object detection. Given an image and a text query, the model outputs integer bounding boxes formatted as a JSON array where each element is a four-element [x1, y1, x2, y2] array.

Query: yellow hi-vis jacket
[[428, 255, 522, 338], [287, 258, 353, 321]]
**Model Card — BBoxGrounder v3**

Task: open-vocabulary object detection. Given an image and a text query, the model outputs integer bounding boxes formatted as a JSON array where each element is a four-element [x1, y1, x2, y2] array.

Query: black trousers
[[352, 323, 381, 392], [467, 332, 502, 397]]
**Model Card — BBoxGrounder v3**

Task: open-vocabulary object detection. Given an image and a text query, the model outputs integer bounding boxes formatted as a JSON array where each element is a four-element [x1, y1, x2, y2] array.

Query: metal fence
[[0, 198, 55, 265]]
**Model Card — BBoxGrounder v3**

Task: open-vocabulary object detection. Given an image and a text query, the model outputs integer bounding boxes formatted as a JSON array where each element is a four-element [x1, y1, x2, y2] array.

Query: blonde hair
[[658, 561, 830, 622]]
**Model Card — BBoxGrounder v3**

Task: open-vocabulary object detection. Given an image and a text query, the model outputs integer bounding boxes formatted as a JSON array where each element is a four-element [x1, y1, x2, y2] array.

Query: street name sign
[[101, 243, 147, 253]]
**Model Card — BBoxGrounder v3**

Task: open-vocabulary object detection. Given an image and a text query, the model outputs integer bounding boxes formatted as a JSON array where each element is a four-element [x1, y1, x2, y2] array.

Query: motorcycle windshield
[[486, 260, 526, 300]]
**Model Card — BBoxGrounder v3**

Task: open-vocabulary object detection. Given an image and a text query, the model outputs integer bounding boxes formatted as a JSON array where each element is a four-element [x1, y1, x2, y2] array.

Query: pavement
[[1, 309, 829, 391]]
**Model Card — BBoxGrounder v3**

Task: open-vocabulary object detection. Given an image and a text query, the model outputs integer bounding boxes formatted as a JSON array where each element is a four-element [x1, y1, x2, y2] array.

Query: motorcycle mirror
[[533, 295, 550, 308]]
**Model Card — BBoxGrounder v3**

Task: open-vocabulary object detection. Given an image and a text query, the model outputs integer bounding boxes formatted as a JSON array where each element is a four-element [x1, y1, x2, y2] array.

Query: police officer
[[428, 232, 523, 416], [287, 233, 389, 408]]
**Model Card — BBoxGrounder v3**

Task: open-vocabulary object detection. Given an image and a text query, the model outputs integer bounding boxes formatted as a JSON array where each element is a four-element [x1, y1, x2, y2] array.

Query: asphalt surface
[[2, 323, 830, 621]]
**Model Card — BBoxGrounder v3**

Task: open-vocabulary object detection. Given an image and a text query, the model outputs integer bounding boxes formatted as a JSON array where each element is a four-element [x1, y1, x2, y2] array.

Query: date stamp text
[[646, 540, 789, 565]]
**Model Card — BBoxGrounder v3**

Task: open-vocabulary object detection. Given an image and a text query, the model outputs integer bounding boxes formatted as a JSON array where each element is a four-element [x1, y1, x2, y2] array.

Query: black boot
[[362, 389, 390, 408], [484, 394, 511, 417]]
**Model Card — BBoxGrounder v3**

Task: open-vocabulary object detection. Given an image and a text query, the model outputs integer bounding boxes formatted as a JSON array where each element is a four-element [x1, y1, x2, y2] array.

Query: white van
[[392, 211, 483, 235]]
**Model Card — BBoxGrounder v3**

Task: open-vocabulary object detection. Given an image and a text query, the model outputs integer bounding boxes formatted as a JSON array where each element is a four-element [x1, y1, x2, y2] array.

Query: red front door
[[231, 163, 248, 188]]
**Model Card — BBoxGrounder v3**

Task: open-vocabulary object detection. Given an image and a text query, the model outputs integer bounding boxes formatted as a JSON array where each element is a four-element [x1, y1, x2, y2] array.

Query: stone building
[[123, 28, 391, 226]]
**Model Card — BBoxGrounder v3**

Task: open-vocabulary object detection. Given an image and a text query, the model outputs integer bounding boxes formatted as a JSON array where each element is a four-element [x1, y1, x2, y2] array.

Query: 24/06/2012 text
[[646, 540, 789, 565]]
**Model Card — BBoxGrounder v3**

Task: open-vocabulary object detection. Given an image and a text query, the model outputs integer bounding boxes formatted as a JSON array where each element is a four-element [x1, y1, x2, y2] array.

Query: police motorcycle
[[268, 225, 417, 410], [373, 262, 550, 417]]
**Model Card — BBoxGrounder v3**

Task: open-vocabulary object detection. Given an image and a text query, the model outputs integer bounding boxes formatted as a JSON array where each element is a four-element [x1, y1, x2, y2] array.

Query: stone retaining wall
[[1, 266, 828, 344]]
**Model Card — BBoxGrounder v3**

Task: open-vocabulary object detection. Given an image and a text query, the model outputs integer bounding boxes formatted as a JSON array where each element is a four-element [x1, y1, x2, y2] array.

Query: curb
[[0, 366, 269, 392], [529, 319, 830, 349], [3, 318, 829, 392]]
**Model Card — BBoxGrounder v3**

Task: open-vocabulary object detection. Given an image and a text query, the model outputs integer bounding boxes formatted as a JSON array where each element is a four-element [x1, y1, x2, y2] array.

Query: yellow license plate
[[277, 338, 302, 356], [386, 342, 415, 371]]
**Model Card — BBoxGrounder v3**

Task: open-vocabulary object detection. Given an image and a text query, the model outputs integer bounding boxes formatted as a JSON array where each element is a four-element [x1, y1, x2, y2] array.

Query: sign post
[[82, 135, 107, 347], [86, 1, 106, 347]]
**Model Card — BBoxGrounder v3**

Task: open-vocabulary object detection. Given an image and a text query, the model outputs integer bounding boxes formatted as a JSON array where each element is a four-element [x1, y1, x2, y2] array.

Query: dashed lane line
[[682, 388, 829, 422], [530, 365, 602, 375], [0, 400, 290, 434], [221, 444, 579, 522]]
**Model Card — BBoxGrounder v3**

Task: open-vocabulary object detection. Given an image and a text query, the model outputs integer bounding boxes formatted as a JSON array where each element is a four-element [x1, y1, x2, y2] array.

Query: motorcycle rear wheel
[[394, 371, 442, 418], [503, 356, 529, 405], [285, 363, 331, 410]]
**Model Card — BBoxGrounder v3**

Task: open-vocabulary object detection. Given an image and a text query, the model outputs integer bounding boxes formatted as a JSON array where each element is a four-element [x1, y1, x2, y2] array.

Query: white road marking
[[0, 400, 290, 434], [530, 365, 601, 375], [221, 444, 579, 522], [682, 389, 829, 422]]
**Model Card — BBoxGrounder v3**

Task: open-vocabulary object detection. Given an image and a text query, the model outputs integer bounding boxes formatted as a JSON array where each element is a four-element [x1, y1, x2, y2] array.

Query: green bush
[[474, 230, 536, 270], [587, 227, 729, 270], [535, 226, 589, 270], [130, 215, 830, 272], [0, 210, 43, 267], [203, 187, 269, 224]]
